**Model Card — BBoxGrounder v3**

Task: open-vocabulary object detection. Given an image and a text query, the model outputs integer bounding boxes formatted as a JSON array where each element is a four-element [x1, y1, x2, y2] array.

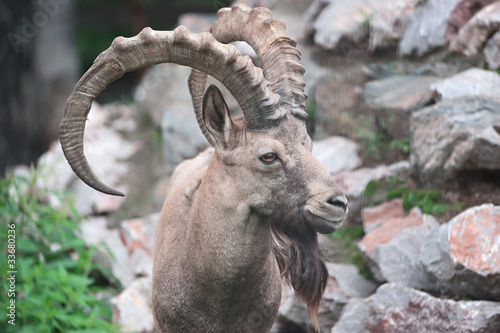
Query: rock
[[312, 137, 361, 174], [312, 67, 366, 140], [369, 0, 420, 52], [363, 75, 439, 111], [359, 207, 439, 288], [420, 204, 500, 300], [484, 30, 500, 69], [310, 0, 384, 51], [332, 283, 500, 333], [121, 213, 160, 278], [37, 103, 138, 216], [278, 262, 377, 333], [304, 0, 332, 40], [81, 213, 160, 288], [81, 217, 135, 288], [431, 68, 500, 101], [361, 199, 404, 233], [399, 0, 460, 56], [111, 277, 154, 333], [333, 161, 410, 223], [449, 1, 500, 56], [135, 63, 211, 174], [409, 96, 500, 188], [444, 0, 496, 44]]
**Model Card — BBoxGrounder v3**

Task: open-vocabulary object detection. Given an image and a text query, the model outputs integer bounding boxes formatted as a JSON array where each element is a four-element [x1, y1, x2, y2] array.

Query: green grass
[[0, 169, 117, 332]]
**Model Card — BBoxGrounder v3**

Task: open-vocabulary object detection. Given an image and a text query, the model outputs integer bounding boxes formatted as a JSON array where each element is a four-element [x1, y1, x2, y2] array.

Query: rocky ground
[[11, 0, 500, 332]]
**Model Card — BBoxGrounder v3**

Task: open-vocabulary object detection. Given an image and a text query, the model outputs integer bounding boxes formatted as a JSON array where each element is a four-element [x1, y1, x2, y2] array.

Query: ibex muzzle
[[59, 4, 347, 332]]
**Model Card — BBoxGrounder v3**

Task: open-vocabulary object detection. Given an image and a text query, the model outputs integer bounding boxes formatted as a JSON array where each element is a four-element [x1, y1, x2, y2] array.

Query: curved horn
[[59, 26, 280, 196], [211, 4, 308, 119], [188, 69, 215, 146]]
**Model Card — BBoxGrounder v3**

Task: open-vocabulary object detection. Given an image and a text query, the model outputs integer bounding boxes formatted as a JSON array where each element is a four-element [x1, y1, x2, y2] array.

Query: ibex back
[[59, 4, 348, 332]]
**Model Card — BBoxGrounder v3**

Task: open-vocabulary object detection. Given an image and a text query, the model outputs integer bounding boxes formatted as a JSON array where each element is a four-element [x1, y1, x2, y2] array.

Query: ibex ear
[[203, 85, 233, 148]]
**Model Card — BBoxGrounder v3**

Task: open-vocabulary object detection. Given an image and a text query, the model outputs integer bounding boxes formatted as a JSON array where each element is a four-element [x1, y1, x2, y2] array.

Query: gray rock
[[332, 283, 500, 333], [278, 262, 377, 333], [37, 103, 138, 216], [333, 161, 410, 223], [121, 213, 160, 278], [409, 96, 500, 188], [363, 75, 439, 111], [484, 30, 500, 69], [304, 0, 332, 40], [431, 68, 500, 101], [135, 64, 210, 174], [111, 277, 154, 333], [359, 207, 440, 289], [399, 0, 460, 56], [81, 217, 135, 288], [449, 1, 500, 57], [369, 0, 420, 52], [420, 204, 500, 300], [312, 68, 366, 140], [444, 0, 496, 44], [311, 0, 384, 51], [312, 137, 361, 174]]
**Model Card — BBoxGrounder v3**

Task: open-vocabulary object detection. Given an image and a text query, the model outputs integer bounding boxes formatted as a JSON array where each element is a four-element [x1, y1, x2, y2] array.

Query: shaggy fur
[[270, 205, 328, 332]]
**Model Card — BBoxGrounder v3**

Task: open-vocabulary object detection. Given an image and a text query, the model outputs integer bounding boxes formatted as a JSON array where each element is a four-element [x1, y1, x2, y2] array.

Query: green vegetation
[[329, 225, 374, 281], [363, 177, 464, 216], [0, 170, 117, 332], [358, 117, 409, 162], [387, 188, 464, 215]]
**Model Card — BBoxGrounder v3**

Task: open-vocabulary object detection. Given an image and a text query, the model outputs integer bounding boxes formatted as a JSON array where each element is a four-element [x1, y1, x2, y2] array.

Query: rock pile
[[16, 0, 500, 332], [305, 0, 500, 66]]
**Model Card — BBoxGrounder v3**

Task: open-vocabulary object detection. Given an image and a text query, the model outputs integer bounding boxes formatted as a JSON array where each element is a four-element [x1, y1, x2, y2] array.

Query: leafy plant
[[389, 137, 409, 154], [329, 225, 374, 280], [0, 170, 117, 332], [386, 188, 464, 215]]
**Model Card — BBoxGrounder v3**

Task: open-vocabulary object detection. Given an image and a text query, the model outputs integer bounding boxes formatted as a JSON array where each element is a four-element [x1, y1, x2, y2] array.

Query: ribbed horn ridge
[[210, 4, 308, 119], [59, 26, 280, 195], [188, 69, 215, 146]]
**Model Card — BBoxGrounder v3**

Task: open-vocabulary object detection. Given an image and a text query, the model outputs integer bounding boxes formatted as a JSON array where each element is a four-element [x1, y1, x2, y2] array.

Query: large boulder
[[81, 217, 135, 288], [410, 96, 500, 188], [484, 30, 500, 69], [449, 1, 500, 56], [362, 75, 439, 111], [333, 161, 410, 223], [81, 213, 160, 287], [309, 0, 384, 51], [278, 262, 377, 333], [312, 137, 361, 174], [311, 67, 366, 140], [444, 0, 496, 44], [135, 63, 210, 174], [359, 206, 440, 289], [399, 0, 461, 56], [332, 283, 500, 333], [361, 199, 404, 234], [111, 277, 155, 333], [420, 204, 500, 301], [369, 0, 420, 52], [430, 68, 500, 101]]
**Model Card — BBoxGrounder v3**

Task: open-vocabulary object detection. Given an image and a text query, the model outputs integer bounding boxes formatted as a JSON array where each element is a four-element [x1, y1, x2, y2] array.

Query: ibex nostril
[[327, 196, 348, 211]]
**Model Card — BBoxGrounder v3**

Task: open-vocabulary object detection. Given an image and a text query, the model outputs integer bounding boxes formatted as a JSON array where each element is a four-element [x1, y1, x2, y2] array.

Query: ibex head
[[59, 4, 347, 330]]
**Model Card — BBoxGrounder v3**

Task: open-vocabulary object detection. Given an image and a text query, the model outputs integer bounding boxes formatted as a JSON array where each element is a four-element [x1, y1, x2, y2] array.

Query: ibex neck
[[187, 164, 275, 279]]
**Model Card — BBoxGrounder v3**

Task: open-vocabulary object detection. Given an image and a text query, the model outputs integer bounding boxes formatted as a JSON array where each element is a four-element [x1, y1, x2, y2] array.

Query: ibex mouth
[[304, 210, 347, 234]]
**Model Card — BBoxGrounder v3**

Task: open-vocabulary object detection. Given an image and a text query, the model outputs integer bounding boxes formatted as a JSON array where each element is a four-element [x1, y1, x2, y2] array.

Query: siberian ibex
[[59, 4, 348, 332]]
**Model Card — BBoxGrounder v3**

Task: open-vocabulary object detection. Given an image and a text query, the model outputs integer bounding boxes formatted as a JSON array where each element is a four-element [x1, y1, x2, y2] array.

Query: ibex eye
[[259, 153, 278, 164]]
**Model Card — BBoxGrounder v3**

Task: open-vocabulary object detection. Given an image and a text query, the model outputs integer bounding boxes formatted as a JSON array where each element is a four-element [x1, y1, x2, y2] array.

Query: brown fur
[[270, 205, 328, 332]]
